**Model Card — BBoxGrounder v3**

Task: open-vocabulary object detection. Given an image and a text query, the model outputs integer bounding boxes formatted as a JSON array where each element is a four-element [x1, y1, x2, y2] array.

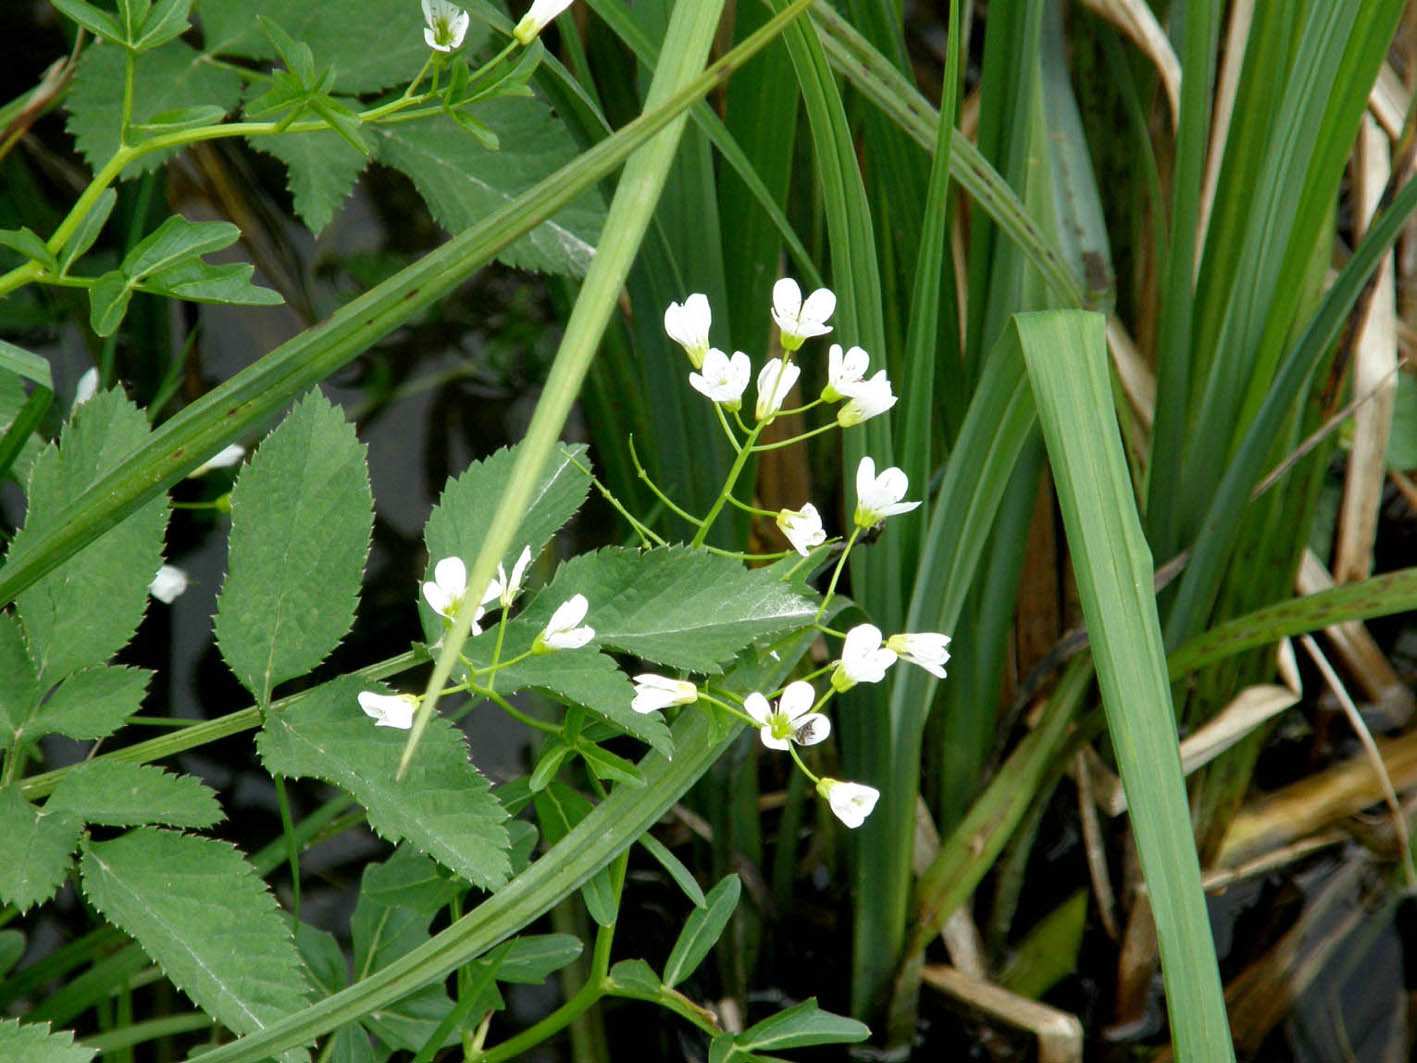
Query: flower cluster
[[359, 544, 595, 729]]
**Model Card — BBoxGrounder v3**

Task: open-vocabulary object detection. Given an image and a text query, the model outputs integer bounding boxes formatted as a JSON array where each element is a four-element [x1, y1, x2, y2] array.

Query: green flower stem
[[478, 687, 560, 737], [487, 611, 510, 692], [787, 743, 819, 784], [713, 403, 744, 452], [570, 456, 665, 547], [691, 419, 766, 549], [724, 493, 777, 518], [750, 420, 838, 452], [118, 50, 135, 147], [814, 526, 860, 621], [696, 692, 757, 730], [401, 53, 438, 100], [628, 436, 704, 527], [701, 544, 792, 561]]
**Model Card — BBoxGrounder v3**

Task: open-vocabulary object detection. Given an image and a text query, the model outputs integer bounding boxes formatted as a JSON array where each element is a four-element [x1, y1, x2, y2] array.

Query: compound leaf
[[46, 761, 222, 829], [0, 786, 81, 912], [0, 1016, 97, 1063]]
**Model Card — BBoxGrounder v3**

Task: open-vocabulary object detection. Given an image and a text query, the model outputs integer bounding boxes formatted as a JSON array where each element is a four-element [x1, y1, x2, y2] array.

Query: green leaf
[[662, 874, 739, 989], [532, 781, 617, 926], [608, 958, 662, 997], [88, 270, 132, 337], [735, 998, 871, 1051], [257, 675, 510, 888], [521, 546, 818, 674], [215, 390, 372, 704], [143, 258, 282, 306], [49, 0, 123, 44], [577, 742, 644, 788], [377, 102, 605, 277], [421, 440, 591, 642], [527, 740, 572, 792], [495, 648, 672, 754], [493, 934, 583, 984], [253, 127, 371, 235], [0, 227, 57, 271], [58, 188, 116, 276], [10, 389, 167, 685], [45, 761, 222, 829], [0, 786, 81, 912], [79, 828, 310, 1055], [132, 104, 229, 132], [134, 0, 192, 51], [0, 339, 53, 388], [31, 664, 150, 742], [122, 215, 240, 278], [65, 41, 243, 175], [202, 0, 462, 95], [638, 831, 705, 908], [0, 613, 37, 747], [0, 1016, 97, 1063], [1387, 372, 1417, 470]]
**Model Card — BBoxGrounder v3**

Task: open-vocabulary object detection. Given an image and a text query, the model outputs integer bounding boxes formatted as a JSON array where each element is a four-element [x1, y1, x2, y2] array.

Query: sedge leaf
[[215, 390, 372, 704], [79, 828, 310, 1058], [258, 676, 510, 889]]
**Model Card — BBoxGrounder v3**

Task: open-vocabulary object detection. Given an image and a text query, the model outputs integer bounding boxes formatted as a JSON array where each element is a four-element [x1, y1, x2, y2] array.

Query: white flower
[[536, 593, 594, 651], [147, 564, 189, 604], [422, 0, 470, 51], [822, 343, 869, 402], [688, 349, 751, 410], [776, 503, 826, 556], [816, 778, 880, 828], [487, 545, 533, 610], [664, 293, 712, 369], [632, 674, 698, 714], [744, 680, 829, 751], [358, 690, 417, 730], [187, 443, 246, 478], [886, 632, 952, 678], [421, 556, 495, 635], [771, 278, 836, 352], [836, 370, 897, 427], [513, 0, 575, 44], [830, 623, 896, 690], [755, 358, 801, 422], [853, 456, 920, 529], [74, 367, 98, 406]]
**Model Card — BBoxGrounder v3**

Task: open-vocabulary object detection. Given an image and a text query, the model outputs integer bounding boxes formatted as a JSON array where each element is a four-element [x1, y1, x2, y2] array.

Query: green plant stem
[[272, 775, 301, 923], [691, 421, 766, 548], [751, 420, 837, 451], [479, 687, 560, 737], [629, 436, 704, 527], [713, 403, 743, 451], [814, 526, 860, 621], [82, 1012, 212, 1054]]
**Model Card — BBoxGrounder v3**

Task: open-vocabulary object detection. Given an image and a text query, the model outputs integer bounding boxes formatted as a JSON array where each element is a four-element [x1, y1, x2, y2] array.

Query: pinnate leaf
[[421, 440, 590, 641], [0, 1016, 96, 1063], [65, 42, 242, 175], [31, 665, 150, 742], [80, 829, 310, 1056], [520, 547, 818, 673], [215, 390, 373, 704], [10, 389, 167, 685], [0, 613, 37, 747], [201, 0, 455, 95], [377, 101, 605, 277], [257, 675, 510, 888], [46, 761, 222, 829], [0, 786, 81, 912], [254, 128, 370, 235]]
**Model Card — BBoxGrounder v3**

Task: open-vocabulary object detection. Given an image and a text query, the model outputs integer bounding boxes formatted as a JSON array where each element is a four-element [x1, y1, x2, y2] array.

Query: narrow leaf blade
[[662, 874, 740, 989]]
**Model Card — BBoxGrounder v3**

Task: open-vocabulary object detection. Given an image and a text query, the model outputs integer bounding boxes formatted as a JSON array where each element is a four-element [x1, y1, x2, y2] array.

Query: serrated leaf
[[50, 0, 123, 44], [662, 875, 740, 989], [202, 0, 464, 95], [215, 390, 372, 704], [608, 958, 662, 997], [376, 101, 604, 277], [257, 675, 510, 888], [0, 227, 57, 271], [65, 41, 242, 175], [46, 761, 222, 829], [0, 1016, 97, 1063], [0, 613, 38, 747], [31, 664, 150, 742], [79, 828, 310, 1055], [421, 440, 590, 642], [144, 258, 282, 305], [10, 389, 167, 685], [58, 188, 116, 275], [735, 999, 871, 1051], [0, 786, 81, 912], [519, 547, 818, 674], [496, 648, 672, 754], [253, 127, 370, 235]]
